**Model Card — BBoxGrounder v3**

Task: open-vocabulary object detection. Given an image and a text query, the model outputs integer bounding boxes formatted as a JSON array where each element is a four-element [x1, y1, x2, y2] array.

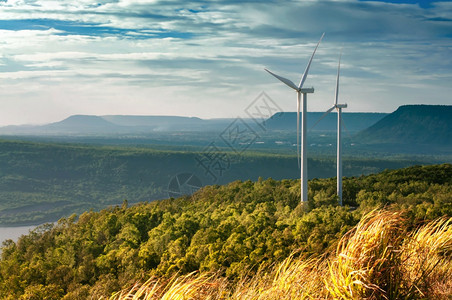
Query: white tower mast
[[312, 51, 347, 205], [265, 33, 324, 202]]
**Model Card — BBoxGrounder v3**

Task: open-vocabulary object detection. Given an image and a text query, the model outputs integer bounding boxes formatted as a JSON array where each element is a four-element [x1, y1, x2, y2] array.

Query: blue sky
[[0, 0, 451, 125]]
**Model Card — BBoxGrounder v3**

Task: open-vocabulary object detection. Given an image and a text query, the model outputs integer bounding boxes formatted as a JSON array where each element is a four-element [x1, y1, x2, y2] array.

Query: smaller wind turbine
[[265, 33, 325, 203], [314, 51, 347, 205]]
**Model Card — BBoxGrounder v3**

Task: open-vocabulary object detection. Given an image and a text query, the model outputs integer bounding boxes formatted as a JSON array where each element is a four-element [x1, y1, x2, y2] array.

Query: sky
[[0, 0, 451, 126]]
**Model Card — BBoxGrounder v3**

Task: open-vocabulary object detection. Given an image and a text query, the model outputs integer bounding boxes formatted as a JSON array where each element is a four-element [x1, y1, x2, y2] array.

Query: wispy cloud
[[0, 0, 450, 125]]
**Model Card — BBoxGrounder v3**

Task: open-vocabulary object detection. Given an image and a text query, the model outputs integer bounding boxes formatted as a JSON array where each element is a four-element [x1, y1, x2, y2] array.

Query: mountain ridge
[[45, 115, 121, 133], [355, 104, 452, 146], [0, 115, 237, 135], [265, 112, 388, 132], [0, 112, 388, 135]]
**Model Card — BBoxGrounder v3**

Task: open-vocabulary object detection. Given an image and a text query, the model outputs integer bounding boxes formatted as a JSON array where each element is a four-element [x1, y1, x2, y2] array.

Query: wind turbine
[[265, 33, 324, 203], [314, 51, 347, 205]]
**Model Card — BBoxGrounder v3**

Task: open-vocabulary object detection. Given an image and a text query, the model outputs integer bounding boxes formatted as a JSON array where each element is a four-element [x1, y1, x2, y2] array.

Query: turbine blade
[[298, 32, 325, 89], [340, 111, 348, 133], [311, 106, 335, 130], [334, 50, 342, 106], [265, 68, 299, 91], [297, 95, 301, 168]]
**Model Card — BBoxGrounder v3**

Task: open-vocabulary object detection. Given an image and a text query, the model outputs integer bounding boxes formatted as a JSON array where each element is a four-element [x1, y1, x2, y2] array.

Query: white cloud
[[0, 0, 450, 125]]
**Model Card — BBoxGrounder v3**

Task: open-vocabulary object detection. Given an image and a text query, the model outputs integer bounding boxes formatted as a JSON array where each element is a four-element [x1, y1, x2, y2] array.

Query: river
[[0, 225, 38, 244]]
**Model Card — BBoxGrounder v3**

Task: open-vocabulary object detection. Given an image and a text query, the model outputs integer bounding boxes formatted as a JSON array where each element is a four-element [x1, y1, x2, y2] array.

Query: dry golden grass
[[107, 272, 228, 300], [108, 210, 452, 300], [401, 217, 452, 298], [325, 210, 406, 299]]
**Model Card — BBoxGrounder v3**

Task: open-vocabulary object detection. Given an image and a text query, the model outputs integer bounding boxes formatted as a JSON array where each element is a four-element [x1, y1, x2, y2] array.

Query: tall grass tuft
[[326, 210, 452, 299], [231, 255, 327, 299], [107, 272, 227, 300], [401, 217, 452, 298], [108, 210, 452, 299], [325, 210, 406, 299]]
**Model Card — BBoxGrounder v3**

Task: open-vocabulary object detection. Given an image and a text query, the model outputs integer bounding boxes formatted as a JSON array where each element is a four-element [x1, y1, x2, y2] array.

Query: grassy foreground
[[108, 210, 452, 300]]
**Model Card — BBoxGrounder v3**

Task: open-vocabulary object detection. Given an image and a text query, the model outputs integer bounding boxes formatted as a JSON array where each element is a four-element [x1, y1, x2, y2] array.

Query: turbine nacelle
[[336, 103, 347, 109], [300, 87, 314, 94]]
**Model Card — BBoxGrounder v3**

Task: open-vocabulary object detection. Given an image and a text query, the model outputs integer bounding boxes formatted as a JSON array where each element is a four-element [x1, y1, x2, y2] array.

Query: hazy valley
[[0, 105, 450, 226]]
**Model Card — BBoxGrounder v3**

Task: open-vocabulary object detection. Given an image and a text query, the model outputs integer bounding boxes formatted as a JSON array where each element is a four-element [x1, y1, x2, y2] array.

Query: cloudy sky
[[0, 0, 450, 125]]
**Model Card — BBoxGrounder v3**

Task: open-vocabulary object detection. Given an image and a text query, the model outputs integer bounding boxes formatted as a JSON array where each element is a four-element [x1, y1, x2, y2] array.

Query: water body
[[0, 225, 37, 244]]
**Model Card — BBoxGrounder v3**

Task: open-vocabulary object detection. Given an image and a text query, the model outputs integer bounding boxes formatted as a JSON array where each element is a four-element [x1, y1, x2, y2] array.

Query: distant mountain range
[[0, 105, 449, 150], [355, 105, 452, 146], [0, 115, 237, 135], [0, 112, 388, 136], [265, 112, 388, 132]]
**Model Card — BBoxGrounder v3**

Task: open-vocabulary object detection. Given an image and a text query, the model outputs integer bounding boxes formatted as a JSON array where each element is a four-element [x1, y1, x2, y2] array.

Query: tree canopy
[[0, 163, 450, 299]]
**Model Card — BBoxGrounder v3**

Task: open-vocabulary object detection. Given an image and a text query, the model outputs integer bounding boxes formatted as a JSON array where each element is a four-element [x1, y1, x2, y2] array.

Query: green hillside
[[356, 105, 452, 146], [0, 164, 450, 299], [0, 139, 441, 226]]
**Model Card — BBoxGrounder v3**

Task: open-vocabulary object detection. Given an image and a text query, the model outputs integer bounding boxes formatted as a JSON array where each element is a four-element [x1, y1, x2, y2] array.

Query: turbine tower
[[265, 33, 324, 203], [315, 51, 347, 205]]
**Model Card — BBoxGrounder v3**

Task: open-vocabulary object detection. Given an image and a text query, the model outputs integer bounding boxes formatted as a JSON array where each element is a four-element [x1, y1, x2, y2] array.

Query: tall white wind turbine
[[314, 51, 347, 205], [265, 33, 324, 203]]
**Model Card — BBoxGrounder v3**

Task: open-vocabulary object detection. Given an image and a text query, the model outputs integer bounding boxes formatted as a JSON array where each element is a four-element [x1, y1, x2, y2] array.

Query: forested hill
[[356, 105, 452, 145], [0, 164, 450, 299], [0, 138, 437, 226]]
